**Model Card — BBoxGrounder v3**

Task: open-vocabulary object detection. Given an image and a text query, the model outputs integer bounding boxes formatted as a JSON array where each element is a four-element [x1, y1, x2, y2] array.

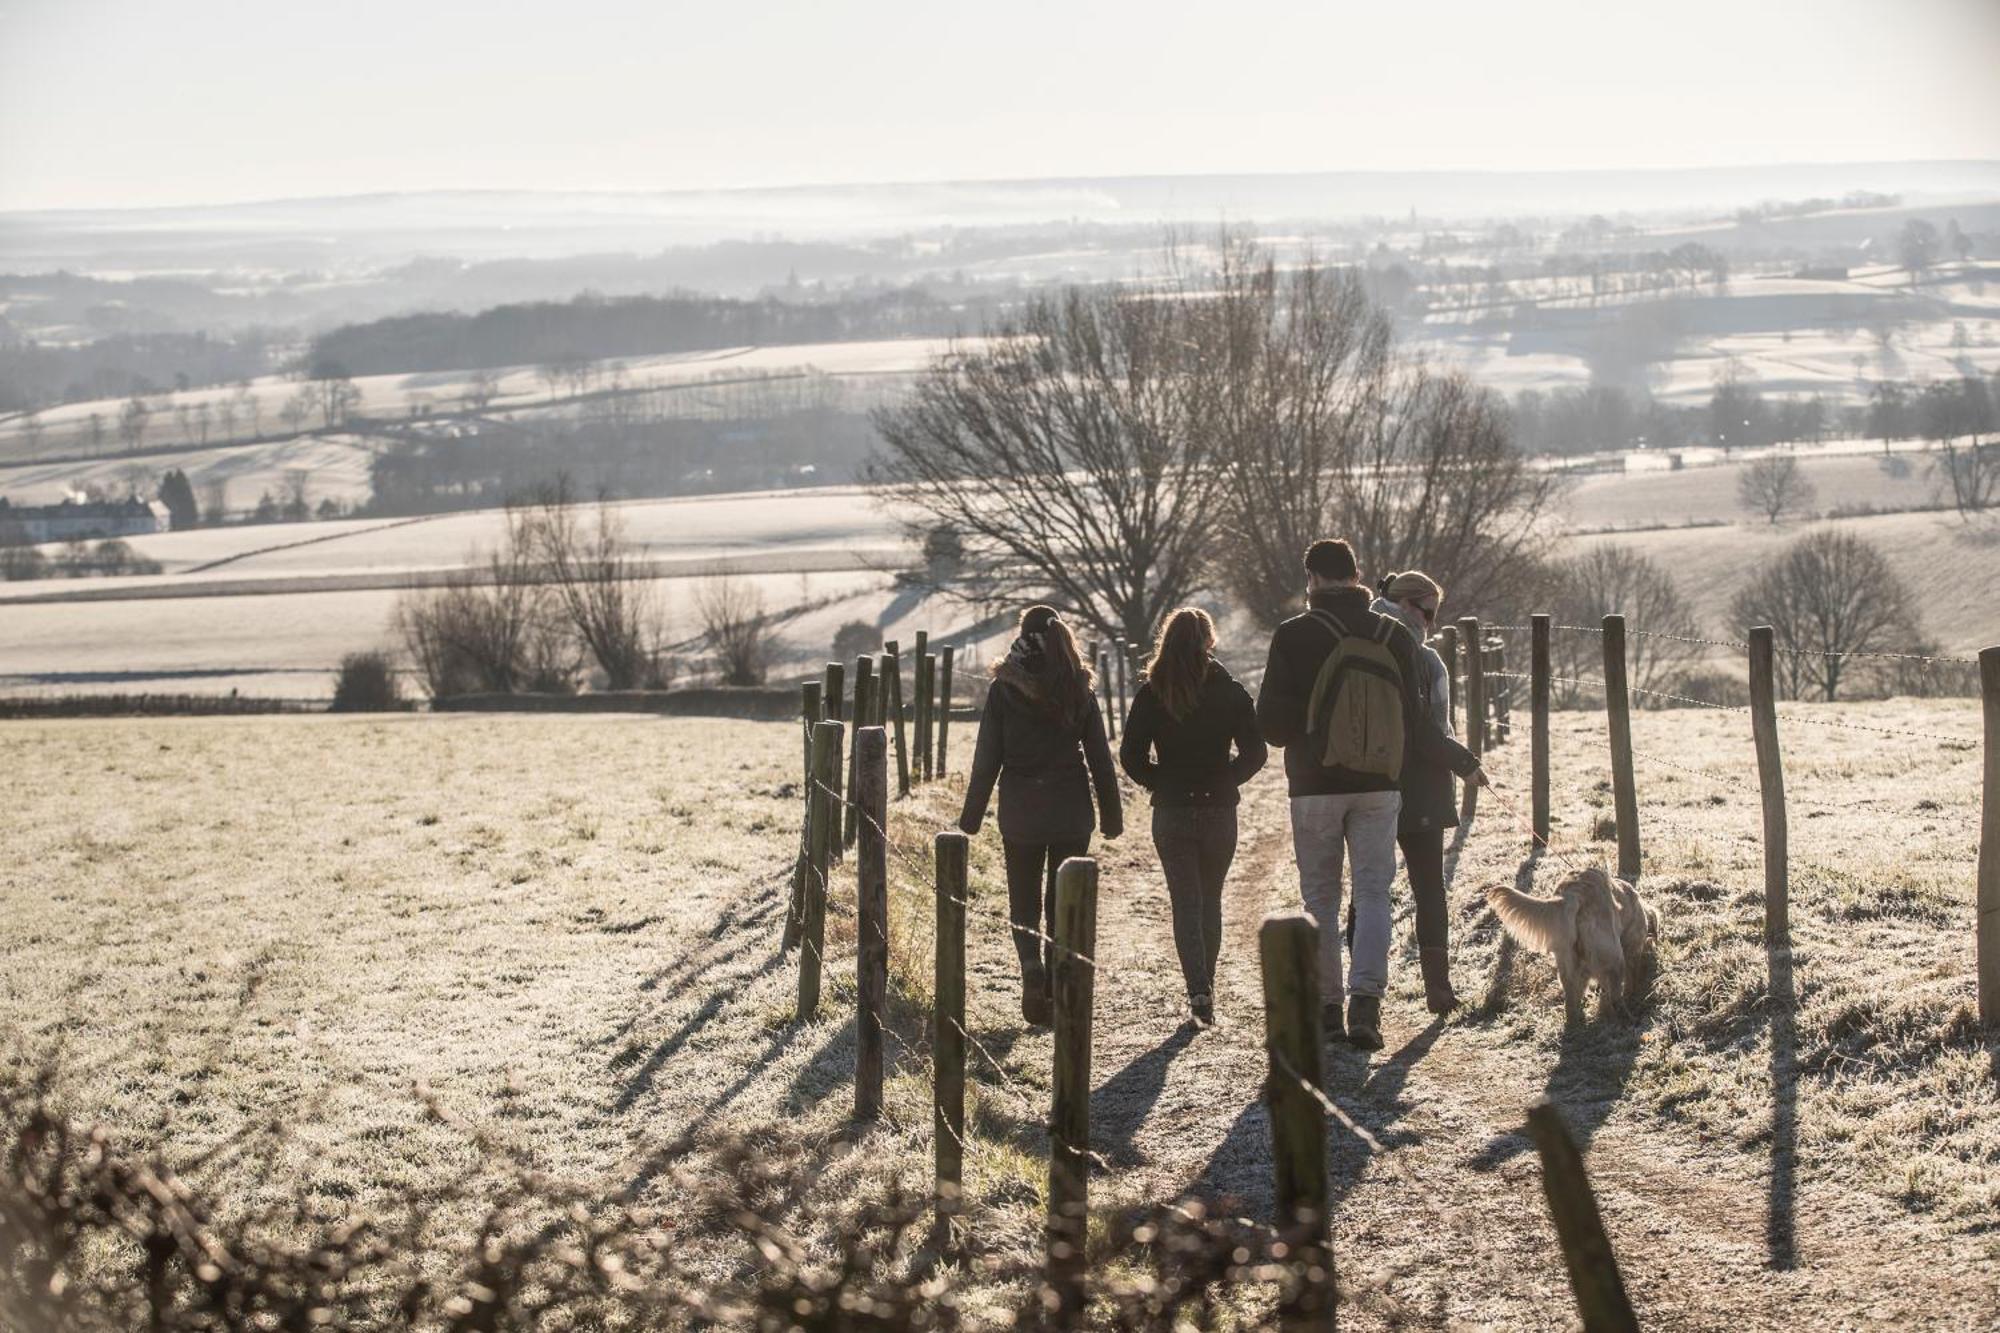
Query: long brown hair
[[1146, 607, 1216, 721], [990, 604, 1097, 730]]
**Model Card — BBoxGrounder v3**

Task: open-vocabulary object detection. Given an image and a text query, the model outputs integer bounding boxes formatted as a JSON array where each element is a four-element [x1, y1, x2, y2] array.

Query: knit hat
[[1381, 571, 1443, 605]]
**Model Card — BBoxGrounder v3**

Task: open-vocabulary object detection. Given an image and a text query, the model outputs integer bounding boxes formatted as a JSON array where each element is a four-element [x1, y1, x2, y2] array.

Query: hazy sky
[[3, 0, 1997, 211]]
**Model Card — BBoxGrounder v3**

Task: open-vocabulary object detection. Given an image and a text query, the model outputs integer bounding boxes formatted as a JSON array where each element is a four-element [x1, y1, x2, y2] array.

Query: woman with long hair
[[1118, 607, 1266, 1025], [959, 604, 1123, 1025], [1370, 570, 1462, 1013]]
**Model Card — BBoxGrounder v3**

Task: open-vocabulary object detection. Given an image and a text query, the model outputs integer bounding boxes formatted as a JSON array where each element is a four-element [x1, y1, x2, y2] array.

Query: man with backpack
[[1255, 539, 1484, 1050]]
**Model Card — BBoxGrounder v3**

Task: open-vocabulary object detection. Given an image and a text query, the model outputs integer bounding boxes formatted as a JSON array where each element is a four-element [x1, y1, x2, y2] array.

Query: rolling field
[[1, 700, 1993, 1327]]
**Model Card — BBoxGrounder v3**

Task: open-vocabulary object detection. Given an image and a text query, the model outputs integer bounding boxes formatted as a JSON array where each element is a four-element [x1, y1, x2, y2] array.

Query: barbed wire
[[1501, 621, 1979, 668]]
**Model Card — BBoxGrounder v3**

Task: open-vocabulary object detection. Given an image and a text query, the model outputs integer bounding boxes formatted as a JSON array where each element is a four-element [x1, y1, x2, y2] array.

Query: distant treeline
[[364, 410, 879, 515], [309, 289, 1012, 378], [0, 331, 275, 413]]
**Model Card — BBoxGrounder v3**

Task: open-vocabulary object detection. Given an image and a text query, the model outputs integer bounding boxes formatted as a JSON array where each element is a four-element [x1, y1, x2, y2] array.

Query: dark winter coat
[[1370, 595, 1459, 834], [959, 660, 1123, 843], [1118, 659, 1267, 808], [1254, 585, 1479, 799]]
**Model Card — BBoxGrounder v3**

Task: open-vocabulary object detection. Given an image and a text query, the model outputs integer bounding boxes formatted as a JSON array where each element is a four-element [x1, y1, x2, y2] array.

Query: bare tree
[[234, 383, 261, 437], [694, 569, 773, 686], [282, 469, 311, 521], [1729, 530, 1917, 700], [463, 370, 501, 413], [19, 409, 43, 459], [117, 395, 150, 452], [1736, 454, 1816, 524], [1898, 219, 1939, 288], [523, 483, 663, 690], [1549, 544, 1702, 705], [86, 412, 105, 454], [871, 262, 1236, 644], [398, 505, 575, 697], [1922, 375, 1998, 517], [201, 477, 229, 526], [279, 388, 313, 435], [314, 375, 361, 429]]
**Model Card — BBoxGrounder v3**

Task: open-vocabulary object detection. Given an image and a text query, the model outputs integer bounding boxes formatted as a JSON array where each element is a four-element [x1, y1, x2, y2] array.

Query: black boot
[[1021, 962, 1051, 1026], [1320, 1000, 1346, 1044], [1346, 995, 1383, 1051], [1189, 994, 1214, 1026], [1419, 947, 1459, 1015]]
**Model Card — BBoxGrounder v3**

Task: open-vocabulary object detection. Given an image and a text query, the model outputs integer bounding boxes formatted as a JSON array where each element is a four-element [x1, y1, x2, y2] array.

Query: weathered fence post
[[936, 645, 956, 777], [855, 726, 888, 1120], [1458, 616, 1484, 816], [785, 680, 824, 950], [913, 632, 932, 783], [1532, 614, 1551, 846], [918, 652, 937, 783], [1047, 856, 1099, 1320], [1979, 646, 2000, 1028], [1748, 627, 1790, 946], [822, 661, 845, 723], [934, 830, 968, 1252], [1489, 637, 1509, 747], [798, 719, 843, 1021], [1116, 640, 1130, 721], [1440, 623, 1461, 734], [1602, 614, 1641, 881], [1099, 653, 1117, 739], [1260, 912, 1334, 1328], [884, 640, 911, 797], [1526, 1100, 1639, 1333], [845, 657, 875, 850]]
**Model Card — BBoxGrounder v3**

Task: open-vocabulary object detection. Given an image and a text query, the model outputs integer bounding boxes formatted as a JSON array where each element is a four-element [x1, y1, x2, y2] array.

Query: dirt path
[[1048, 777, 1991, 1330]]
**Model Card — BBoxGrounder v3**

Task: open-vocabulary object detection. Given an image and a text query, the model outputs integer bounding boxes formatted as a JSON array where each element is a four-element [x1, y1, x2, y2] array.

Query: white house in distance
[[0, 497, 165, 543]]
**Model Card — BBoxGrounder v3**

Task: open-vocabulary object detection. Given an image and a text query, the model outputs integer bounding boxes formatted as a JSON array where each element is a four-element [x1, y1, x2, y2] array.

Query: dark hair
[[1303, 539, 1358, 582], [992, 604, 1097, 730], [1147, 607, 1216, 722]]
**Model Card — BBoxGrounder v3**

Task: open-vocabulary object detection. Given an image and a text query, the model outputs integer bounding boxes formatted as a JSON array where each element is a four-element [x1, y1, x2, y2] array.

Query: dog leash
[[1469, 776, 1593, 876]]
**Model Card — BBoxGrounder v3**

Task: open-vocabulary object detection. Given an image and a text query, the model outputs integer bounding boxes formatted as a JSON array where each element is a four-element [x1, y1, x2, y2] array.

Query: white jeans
[[1289, 790, 1403, 1005]]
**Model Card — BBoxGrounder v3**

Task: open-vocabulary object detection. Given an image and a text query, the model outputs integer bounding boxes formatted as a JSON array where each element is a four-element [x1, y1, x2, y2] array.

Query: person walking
[[1372, 570, 1462, 1014], [959, 605, 1123, 1026], [1254, 540, 1483, 1050], [1118, 607, 1266, 1026]]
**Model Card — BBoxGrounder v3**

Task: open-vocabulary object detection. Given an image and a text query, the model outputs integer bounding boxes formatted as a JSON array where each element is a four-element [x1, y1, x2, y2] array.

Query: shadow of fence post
[[1526, 1099, 1639, 1333]]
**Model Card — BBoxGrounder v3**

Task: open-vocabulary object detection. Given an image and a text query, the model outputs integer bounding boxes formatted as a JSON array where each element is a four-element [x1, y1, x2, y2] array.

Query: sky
[[2, 0, 1998, 212]]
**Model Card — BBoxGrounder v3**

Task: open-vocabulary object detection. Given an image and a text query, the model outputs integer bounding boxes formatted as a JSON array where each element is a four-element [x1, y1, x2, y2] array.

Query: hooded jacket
[[1254, 585, 1479, 799], [959, 653, 1123, 843], [1119, 658, 1266, 807], [1371, 595, 1460, 833]]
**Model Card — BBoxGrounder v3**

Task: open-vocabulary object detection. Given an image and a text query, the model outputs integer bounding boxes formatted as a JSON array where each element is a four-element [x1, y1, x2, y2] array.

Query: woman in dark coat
[[1370, 570, 1461, 1013], [1119, 607, 1265, 1025], [958, 605, 1123, 1025]]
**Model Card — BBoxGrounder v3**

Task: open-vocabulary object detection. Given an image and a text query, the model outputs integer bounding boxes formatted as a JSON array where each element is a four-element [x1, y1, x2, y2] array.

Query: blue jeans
[[1152, 805, 1239, 999]]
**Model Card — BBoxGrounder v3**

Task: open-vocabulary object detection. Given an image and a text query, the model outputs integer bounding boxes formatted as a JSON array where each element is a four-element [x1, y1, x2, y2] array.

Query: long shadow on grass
[[612, 951, 791, 1113], [1767, 940, 1798, 1271], [1091, 1022, 1197, 1168]]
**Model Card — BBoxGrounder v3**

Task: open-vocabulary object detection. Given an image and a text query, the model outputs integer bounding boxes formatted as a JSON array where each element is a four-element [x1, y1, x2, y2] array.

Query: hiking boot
[[1022, 963, 1052, 1027], [1189, 994, 1214, 1026], [1346, 996, 1384, 1051], [1320, 1000, 1346, 1044], [1419, 947, 1460, 1015]]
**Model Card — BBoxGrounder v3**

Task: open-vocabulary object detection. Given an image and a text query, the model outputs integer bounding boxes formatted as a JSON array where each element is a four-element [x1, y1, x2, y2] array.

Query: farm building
[[0, 496, 164, 543]]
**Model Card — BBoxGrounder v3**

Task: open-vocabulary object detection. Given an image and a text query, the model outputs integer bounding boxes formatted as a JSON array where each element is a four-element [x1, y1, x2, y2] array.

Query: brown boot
[[1419, 947, 1459, 1015], [1346, 996, 1383, 1051], [1021, 963, 1052, 1026]]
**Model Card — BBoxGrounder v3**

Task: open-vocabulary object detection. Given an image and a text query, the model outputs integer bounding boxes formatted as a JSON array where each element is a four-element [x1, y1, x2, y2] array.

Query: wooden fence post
[[1440, 624, 1460, 734], [855, 726, 889, 1120], [1100, 653, 1117, 739], [1116, 640, 1130, 721], [1489, 638, 1509, 747], [1047, 856, 1099, 1321], [937, 645, 956, 777], [1260, 912, 1334, 1328], [1978, 646, 2000, 1028], [884, 641, 911, 797], [1458, 617, 1484, 817], [1748, 627, 1790, 946], [918, 652, 937, 783], [846, 657, 875, 850], [912, 631, 930, 782], [1532, 614, 1551, 847], [934, 830, 968, 1252], [822, 661, 845, 723], [785, 680, 824, 951], [799, 720, 843, 1022], [1526, 1100, 1639, 1333], [1602, 614, 1641, 881]]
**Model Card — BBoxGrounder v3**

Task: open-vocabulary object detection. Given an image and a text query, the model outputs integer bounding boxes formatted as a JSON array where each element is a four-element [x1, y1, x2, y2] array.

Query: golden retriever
[[1484, 865, 1657, 1024]]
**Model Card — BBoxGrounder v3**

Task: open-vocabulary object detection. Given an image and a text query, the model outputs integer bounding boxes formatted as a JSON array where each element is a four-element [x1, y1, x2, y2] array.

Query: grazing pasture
[[1, 695, 1992, 1327]]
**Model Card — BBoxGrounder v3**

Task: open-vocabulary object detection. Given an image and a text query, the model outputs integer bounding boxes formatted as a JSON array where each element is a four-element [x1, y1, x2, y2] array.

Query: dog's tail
[[1483, 881, 1572, 954]]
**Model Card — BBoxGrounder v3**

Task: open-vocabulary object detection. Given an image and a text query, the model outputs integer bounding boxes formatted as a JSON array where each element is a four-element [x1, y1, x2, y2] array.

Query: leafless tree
[[1729, 530, 1917, 700], [86, 412, 105, 454], [463, 370, 501, 412], [279, 388, 312, 435], [193, 400, 213, 444], [18, 409, 43, 458], [234, 383, 261, 437], [694, 570, 773, 686], [201, 477, 229, 525], [870, 262, 1232, 644], [314, 375, 361, 429], [1921, 376, 1998, 517], [1549, 544, 1702, 705], [282, 469, 311, 521], [1736, 454, 1816, 524], [523, 483, 663, 690], [117, 395, 150, 452], [398, 505, 575, 697]]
